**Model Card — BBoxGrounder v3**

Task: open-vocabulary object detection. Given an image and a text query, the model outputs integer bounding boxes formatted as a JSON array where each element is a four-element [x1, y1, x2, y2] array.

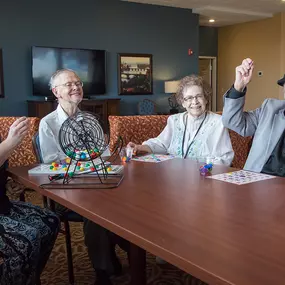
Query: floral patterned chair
[[0, 117, 40, 167], [0, 117, 40, 200], [228, 130, 252, 169], [109, 115, 169, 151], [109, 114, 253, 169]]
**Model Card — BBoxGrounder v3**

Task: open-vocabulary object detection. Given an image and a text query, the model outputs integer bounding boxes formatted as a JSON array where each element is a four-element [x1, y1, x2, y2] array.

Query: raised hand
[[6, 117, 29, 148], [234, 58, 254, 92]]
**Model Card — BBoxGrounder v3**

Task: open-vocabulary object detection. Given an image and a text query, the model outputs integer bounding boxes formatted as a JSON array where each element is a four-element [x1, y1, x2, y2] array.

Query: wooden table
[[8, 159, 285, 285]]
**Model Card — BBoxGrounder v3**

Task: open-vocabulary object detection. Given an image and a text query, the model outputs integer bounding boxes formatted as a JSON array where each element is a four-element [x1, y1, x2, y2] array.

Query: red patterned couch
[[109, 115, 252, 169], [0, 117, 40, 199], [0, 117, 40, 166]]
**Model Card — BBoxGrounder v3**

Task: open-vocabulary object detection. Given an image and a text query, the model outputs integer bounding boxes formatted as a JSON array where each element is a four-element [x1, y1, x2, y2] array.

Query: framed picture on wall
[[0, 49, 4, 98], [118, 53, 153, 95]]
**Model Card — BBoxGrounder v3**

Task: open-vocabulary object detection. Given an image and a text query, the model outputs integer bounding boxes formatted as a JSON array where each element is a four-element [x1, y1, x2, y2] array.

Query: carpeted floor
[[22, 190, 207, 285]]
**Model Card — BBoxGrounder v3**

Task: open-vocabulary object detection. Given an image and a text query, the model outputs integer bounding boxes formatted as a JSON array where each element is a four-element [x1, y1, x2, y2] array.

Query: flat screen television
[[32, 46, 106, 97]]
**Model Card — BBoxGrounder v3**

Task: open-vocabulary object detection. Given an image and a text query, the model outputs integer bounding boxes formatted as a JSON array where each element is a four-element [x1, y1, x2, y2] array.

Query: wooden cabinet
[[27, 100, 58, 118], [27, 99, 120, 131]]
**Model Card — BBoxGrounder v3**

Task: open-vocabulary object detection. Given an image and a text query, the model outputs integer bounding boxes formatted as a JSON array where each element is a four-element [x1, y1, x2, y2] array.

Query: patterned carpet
[[21, 190, 207, 285]]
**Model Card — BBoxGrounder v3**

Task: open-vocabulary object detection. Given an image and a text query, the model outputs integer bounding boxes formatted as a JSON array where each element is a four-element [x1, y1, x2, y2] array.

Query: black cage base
[[40, 173, 124, 189]]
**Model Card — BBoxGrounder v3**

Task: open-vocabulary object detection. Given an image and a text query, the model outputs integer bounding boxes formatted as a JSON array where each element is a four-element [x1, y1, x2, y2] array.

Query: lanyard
[[181, 112, 207, 159]]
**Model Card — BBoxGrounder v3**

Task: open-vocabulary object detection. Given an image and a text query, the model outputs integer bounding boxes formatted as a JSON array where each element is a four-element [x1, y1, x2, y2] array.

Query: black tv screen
[[32, 46, 106, 97]]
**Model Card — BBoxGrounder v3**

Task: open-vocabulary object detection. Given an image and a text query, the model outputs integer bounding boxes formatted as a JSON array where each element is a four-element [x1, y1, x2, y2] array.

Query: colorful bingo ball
[[67, 151, 73, 157], [91, 153, 97, 159], [122, 156, 131, 162], [204, 163, 213, 171]]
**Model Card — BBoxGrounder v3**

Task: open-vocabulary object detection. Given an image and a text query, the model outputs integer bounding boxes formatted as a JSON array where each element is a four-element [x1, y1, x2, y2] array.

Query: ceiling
[[121, 0, 285, 26]]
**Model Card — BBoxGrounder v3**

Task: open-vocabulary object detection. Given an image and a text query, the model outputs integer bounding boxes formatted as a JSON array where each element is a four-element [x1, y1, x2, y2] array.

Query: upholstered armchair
[[109, 115, 169, 152], [0, 117, 40, 200]]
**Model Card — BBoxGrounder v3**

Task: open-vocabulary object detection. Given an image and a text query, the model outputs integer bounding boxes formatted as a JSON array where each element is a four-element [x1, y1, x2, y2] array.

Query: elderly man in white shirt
[[39, 70, 110, 163], [39, 69, 83, 162], [39, 69, 126, 285]]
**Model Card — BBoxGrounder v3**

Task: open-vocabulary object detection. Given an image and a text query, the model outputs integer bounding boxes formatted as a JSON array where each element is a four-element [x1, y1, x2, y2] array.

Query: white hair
[[48, 68, 78, 90]]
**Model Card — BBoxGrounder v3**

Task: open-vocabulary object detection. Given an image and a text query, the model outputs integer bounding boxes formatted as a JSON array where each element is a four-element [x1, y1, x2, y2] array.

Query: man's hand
[[234, 58, 254, 92], [6, 117, 29, 148]]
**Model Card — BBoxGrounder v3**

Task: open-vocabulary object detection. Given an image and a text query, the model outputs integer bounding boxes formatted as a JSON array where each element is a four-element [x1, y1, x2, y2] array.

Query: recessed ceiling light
[[209, 19, 215, 23]]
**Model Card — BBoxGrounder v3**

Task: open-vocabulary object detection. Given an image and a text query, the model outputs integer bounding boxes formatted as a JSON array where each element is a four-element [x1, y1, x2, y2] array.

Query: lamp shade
[[164, 80, 179, 93]]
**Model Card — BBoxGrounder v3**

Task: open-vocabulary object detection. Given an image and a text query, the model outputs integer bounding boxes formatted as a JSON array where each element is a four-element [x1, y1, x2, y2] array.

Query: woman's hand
[[127, 142, 152, 155], [6, 117, 29, 149]]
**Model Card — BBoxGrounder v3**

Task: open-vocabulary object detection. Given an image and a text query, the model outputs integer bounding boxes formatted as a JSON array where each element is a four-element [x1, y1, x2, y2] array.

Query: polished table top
[[8, 159, 285, 285]]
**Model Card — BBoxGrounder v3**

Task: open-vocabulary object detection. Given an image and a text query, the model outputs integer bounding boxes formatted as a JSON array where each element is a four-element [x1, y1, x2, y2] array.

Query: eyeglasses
[[54, 81, 83, 89], [183, 94, 204, 102]]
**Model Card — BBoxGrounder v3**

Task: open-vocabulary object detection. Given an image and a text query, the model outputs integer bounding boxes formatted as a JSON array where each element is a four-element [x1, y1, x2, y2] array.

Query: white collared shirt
[[39, 104, 110, 163]]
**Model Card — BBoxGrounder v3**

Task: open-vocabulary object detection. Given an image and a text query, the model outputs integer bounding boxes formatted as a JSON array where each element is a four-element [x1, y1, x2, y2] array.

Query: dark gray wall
[[199, 26, 218, 57], [0, 0, 199, 116]]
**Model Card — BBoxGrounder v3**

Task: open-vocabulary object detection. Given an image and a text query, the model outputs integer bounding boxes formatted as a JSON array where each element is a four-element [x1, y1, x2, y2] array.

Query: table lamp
[[165, 80, 180, 114]]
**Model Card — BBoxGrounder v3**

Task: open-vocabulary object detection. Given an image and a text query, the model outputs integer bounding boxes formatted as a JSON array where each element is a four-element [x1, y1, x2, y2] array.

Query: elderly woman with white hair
[[128, 74, 234, 165]]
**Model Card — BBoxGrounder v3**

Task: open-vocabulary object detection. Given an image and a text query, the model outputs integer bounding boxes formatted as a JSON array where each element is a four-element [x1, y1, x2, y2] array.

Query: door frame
[[199, 56, 217, 112]]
